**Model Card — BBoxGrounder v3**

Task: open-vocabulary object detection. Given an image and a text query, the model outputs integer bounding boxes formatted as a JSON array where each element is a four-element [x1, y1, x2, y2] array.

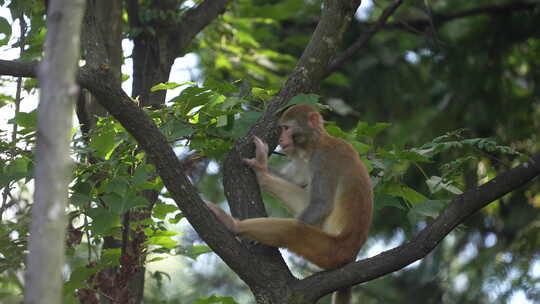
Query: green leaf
[[217, 115, 228, 127], [396, 150, 432, 163], [379, 183, 428, 205], [73, 181, 92, 195], [325, 72, 350, 86], [360, 156, 373, 173], [153, 202, 179, 220], [237, 30, 260, 47], [374, 194, 407, 210], [251, 87, 275, 101], [426, 176, 463, 195], [70, 192, 91, 206], [400, 187, 429, 205], [106, 178, 129, 196], [279, 93, 319, 111], [196, 295, 238, 304], [204, 78, 238, 95], [220, 97, 244, 110], [171, 86, 213, 115], [147, 235, 177, 249], [151, 230, 180, 237], [1, 157, 31, 186], [169, 121, 196, 139], [229, 111, 262, 138], [355, 121, 391, 138], [105, 193, 149, 215], [86, 208, 119, 235], [407, 200, 449, 224], [215, 54, 233, 70], [133, 165, 149, 187], [9, 110, 37, 129], [169, 212, 185, 224], [0, 17, 12, 45], [102, 193, 123, 212], [64, 292, 78, 304], [89, 127, 122, 159], [325, 124, 349, 139], [350, 141, 371, 154], [150, 81, 196, 92], [0, 93, 14, 109], [190, 137, 232, 159], [178, 245, 213, 260], [147, 257, 167, 263], [126, 194, 149, 210], [64, 266, 99, 296], [7, 157, 29, 175], [101, 248, 121, 266], [249, 0, 304, 20]]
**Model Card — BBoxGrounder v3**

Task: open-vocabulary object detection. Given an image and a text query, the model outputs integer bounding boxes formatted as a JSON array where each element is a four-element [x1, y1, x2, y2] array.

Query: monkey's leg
[[236, 218, 352, 269]]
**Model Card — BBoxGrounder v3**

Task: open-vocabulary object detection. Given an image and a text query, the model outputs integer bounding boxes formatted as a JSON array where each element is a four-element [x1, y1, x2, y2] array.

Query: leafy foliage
[[0, 0, 539, 303]]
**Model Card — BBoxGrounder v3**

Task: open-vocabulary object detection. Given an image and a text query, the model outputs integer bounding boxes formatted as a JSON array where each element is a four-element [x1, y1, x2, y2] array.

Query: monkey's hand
[[243, 136, 269, 175]]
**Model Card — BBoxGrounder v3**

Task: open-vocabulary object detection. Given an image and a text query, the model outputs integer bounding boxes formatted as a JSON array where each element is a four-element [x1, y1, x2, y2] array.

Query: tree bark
[[76, 0, 122, 135], [127, 0, 230, 106], [0, 0, 536, 302], [24, 0, 85, 303], [2, 54, 539, 304]]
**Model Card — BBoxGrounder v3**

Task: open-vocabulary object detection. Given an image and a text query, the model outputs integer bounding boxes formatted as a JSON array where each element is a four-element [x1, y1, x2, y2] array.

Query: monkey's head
[[278, 104, 325, 156]]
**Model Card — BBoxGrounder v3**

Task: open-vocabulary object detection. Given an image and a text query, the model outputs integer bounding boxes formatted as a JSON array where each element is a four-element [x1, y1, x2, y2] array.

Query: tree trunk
[[24, 0, 85, 303]]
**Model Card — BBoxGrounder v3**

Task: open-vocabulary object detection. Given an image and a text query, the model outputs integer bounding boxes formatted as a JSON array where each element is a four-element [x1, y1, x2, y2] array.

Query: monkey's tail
[[332, 287, 351, 304]]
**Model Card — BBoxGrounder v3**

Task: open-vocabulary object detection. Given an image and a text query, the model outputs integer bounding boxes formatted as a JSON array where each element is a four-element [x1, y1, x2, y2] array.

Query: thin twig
[[379, 1, 538, 33], [1, 13, 27, 217], [325, 0, 403, 77]]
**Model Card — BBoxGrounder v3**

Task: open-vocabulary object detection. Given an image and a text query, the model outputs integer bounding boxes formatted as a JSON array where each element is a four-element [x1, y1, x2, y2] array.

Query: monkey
[[208, 104, 373, 304]]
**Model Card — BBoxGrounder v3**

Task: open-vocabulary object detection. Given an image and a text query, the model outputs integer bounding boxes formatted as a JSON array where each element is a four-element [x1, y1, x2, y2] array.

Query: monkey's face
[[278, 121, 296, 155], [279, 120, 311, 156], [278, 105, 321, 156]]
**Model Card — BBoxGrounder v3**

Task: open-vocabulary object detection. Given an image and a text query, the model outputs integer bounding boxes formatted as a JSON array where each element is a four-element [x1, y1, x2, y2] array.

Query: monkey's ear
[[308, 112, 324, 129]]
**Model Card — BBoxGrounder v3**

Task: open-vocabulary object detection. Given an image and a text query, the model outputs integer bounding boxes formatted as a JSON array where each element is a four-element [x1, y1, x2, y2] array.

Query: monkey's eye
[[281, 125, 290, 131]]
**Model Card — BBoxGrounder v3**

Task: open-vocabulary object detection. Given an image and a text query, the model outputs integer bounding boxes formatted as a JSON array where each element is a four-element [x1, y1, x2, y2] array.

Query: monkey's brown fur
[[209, 104, 373, 303]]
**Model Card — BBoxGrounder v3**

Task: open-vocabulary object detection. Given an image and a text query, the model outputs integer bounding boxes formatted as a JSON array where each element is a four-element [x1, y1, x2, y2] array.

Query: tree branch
[[80, 0, 110, 70], [173, 0, 230, 52], [223, 0, 363, 219], [3, 1, 538, 301], [125, 0, 140, 29], [0, 57, 293, 296], [0, 60, 37, 78], [24, 0, 85, 302], [128, 0, 229, 106], [218, 1, 365, 300], [326, 0, 403, 77], [2, 56, 539, 303], [76, 65, 291, 291], [326, 1, 538, 75], [373, 1, 538, 33], [294, 150, 540, 302]]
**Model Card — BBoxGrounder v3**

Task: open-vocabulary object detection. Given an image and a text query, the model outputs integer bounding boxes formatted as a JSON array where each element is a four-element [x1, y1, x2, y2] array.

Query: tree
[[0, 0, 539, 303], [24, 0, 85, 303]]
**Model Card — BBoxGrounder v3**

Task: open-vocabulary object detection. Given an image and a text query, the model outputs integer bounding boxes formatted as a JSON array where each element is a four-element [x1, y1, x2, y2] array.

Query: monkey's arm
[[257, 172, 309, 215], [243, 137, 309, 214], [269, 167, 307, 188], [297, 164, 337, 226]]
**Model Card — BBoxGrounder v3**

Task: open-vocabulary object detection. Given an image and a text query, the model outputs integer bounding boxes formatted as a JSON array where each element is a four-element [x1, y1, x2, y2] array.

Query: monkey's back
[[317, 134, 373, 257]]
